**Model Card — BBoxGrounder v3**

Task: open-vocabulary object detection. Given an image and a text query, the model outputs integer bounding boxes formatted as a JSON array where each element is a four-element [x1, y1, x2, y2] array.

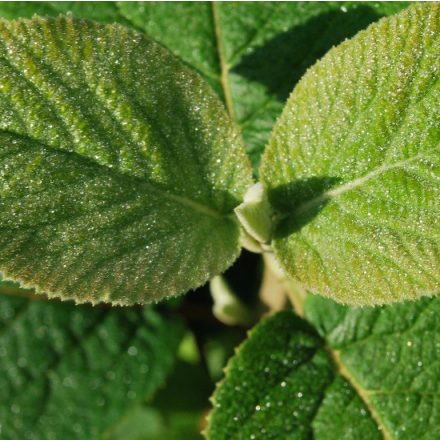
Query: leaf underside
[[0, 293, 184, 440], [261, 3, 440, 305], [0, 16, 253, 305], [207, 295, 440, 439]]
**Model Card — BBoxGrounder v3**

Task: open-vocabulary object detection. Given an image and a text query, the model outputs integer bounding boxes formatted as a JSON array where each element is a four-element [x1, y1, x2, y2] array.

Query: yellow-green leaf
[[261, 4, 440, 305]]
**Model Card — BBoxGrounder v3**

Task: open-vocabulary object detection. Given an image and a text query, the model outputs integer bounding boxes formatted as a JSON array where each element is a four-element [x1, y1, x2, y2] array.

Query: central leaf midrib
[[211, 1, 234, 119], [291, 153, 434, 220], [326, 346, 393, 440], [0, 129, 226, 220]]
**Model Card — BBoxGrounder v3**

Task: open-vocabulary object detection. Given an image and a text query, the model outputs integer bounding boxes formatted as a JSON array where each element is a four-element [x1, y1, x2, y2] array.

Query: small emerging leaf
[[261, 4, 440, 305], [210, 275, 254, 326], [234, 183, 273, 246], [0, 16, 253, 305]]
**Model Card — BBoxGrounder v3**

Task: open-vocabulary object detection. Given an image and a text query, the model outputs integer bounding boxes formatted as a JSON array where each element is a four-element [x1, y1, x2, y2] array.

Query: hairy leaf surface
[[261, 3, 440, 304], [0, 2, 408, 171], [118, 1, 409, 171], [0, 294, 184, 440], [0, 16, 252, 304], [208, 295, 440, 439], [305, 295, 440, 440]]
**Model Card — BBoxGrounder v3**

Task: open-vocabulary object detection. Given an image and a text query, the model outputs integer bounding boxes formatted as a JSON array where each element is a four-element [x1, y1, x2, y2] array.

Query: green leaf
[[305, 294, 440, 440], [208, 295, 440, 439], [105, 405, 203, 440], [0, 15, 252, 305], [206, 310, 381, 439], [261, 3, 440, 305], [0, 295, 184, 440], [0, 2, 407, 171], [118, 2, 409, 172], [0, 2, 130, 25]]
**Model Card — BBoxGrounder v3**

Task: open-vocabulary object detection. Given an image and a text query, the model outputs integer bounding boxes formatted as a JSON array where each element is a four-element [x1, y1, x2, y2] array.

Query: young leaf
[[0, 295, 184, 439], [0, 16, 252, 304], [208, 295, 440, 439], [261, 4, 440, 305]]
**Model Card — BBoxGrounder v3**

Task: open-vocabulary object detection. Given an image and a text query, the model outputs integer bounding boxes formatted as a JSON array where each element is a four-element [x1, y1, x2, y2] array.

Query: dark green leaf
[[206, 311, 380, 439], [305, 294, 440, 439], [105, 406, 203, 440], [208, 294, 440, 439], [0, 15, 252, 304], [107, 359, 213, 440], [261, 3, 440, 305], [0, 295, 184, 440]]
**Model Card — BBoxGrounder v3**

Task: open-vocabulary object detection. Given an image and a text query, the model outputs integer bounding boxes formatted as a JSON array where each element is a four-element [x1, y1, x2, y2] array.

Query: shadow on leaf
[[269, 176, 341, 239], [233, 6, 382, 102]]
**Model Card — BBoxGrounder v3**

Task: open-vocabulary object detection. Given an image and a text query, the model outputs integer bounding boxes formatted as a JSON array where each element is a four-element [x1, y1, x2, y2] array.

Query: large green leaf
[[0, 15, 252, 304], [207, 295, 440, 439], [261, 3, 440, 305], [305, 295, 440, 440], [0, 2, 408, 171], [0, 294, 184, 440]]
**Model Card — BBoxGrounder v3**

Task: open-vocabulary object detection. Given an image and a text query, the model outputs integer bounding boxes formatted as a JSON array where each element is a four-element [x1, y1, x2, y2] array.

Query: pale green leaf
[[208, 295, 440, 439], [0, 16, 252, 305], [261, 3, 440, 305], [0, 294, 184, 440]]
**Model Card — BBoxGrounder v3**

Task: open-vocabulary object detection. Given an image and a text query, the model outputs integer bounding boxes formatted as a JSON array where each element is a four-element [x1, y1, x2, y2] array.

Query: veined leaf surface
[[0, 2, 408, 171], [0, 294, 184, 440], [207, 295, 440, 439], [0, 16, 252, 304], [261, 3, 440, 305]]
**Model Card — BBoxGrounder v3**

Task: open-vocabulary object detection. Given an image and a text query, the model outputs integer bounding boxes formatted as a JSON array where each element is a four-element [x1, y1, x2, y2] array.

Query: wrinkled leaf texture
[[0, 293, 184, 440], [262, 3, 440, 305], [0, 15, 252, 305], [208, 295, 440, 439]]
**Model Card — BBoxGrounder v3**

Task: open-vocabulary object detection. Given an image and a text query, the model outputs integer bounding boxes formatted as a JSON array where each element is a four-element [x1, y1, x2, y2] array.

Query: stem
[[283, 278, 308, 318], [262, 252, 308, 317]]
